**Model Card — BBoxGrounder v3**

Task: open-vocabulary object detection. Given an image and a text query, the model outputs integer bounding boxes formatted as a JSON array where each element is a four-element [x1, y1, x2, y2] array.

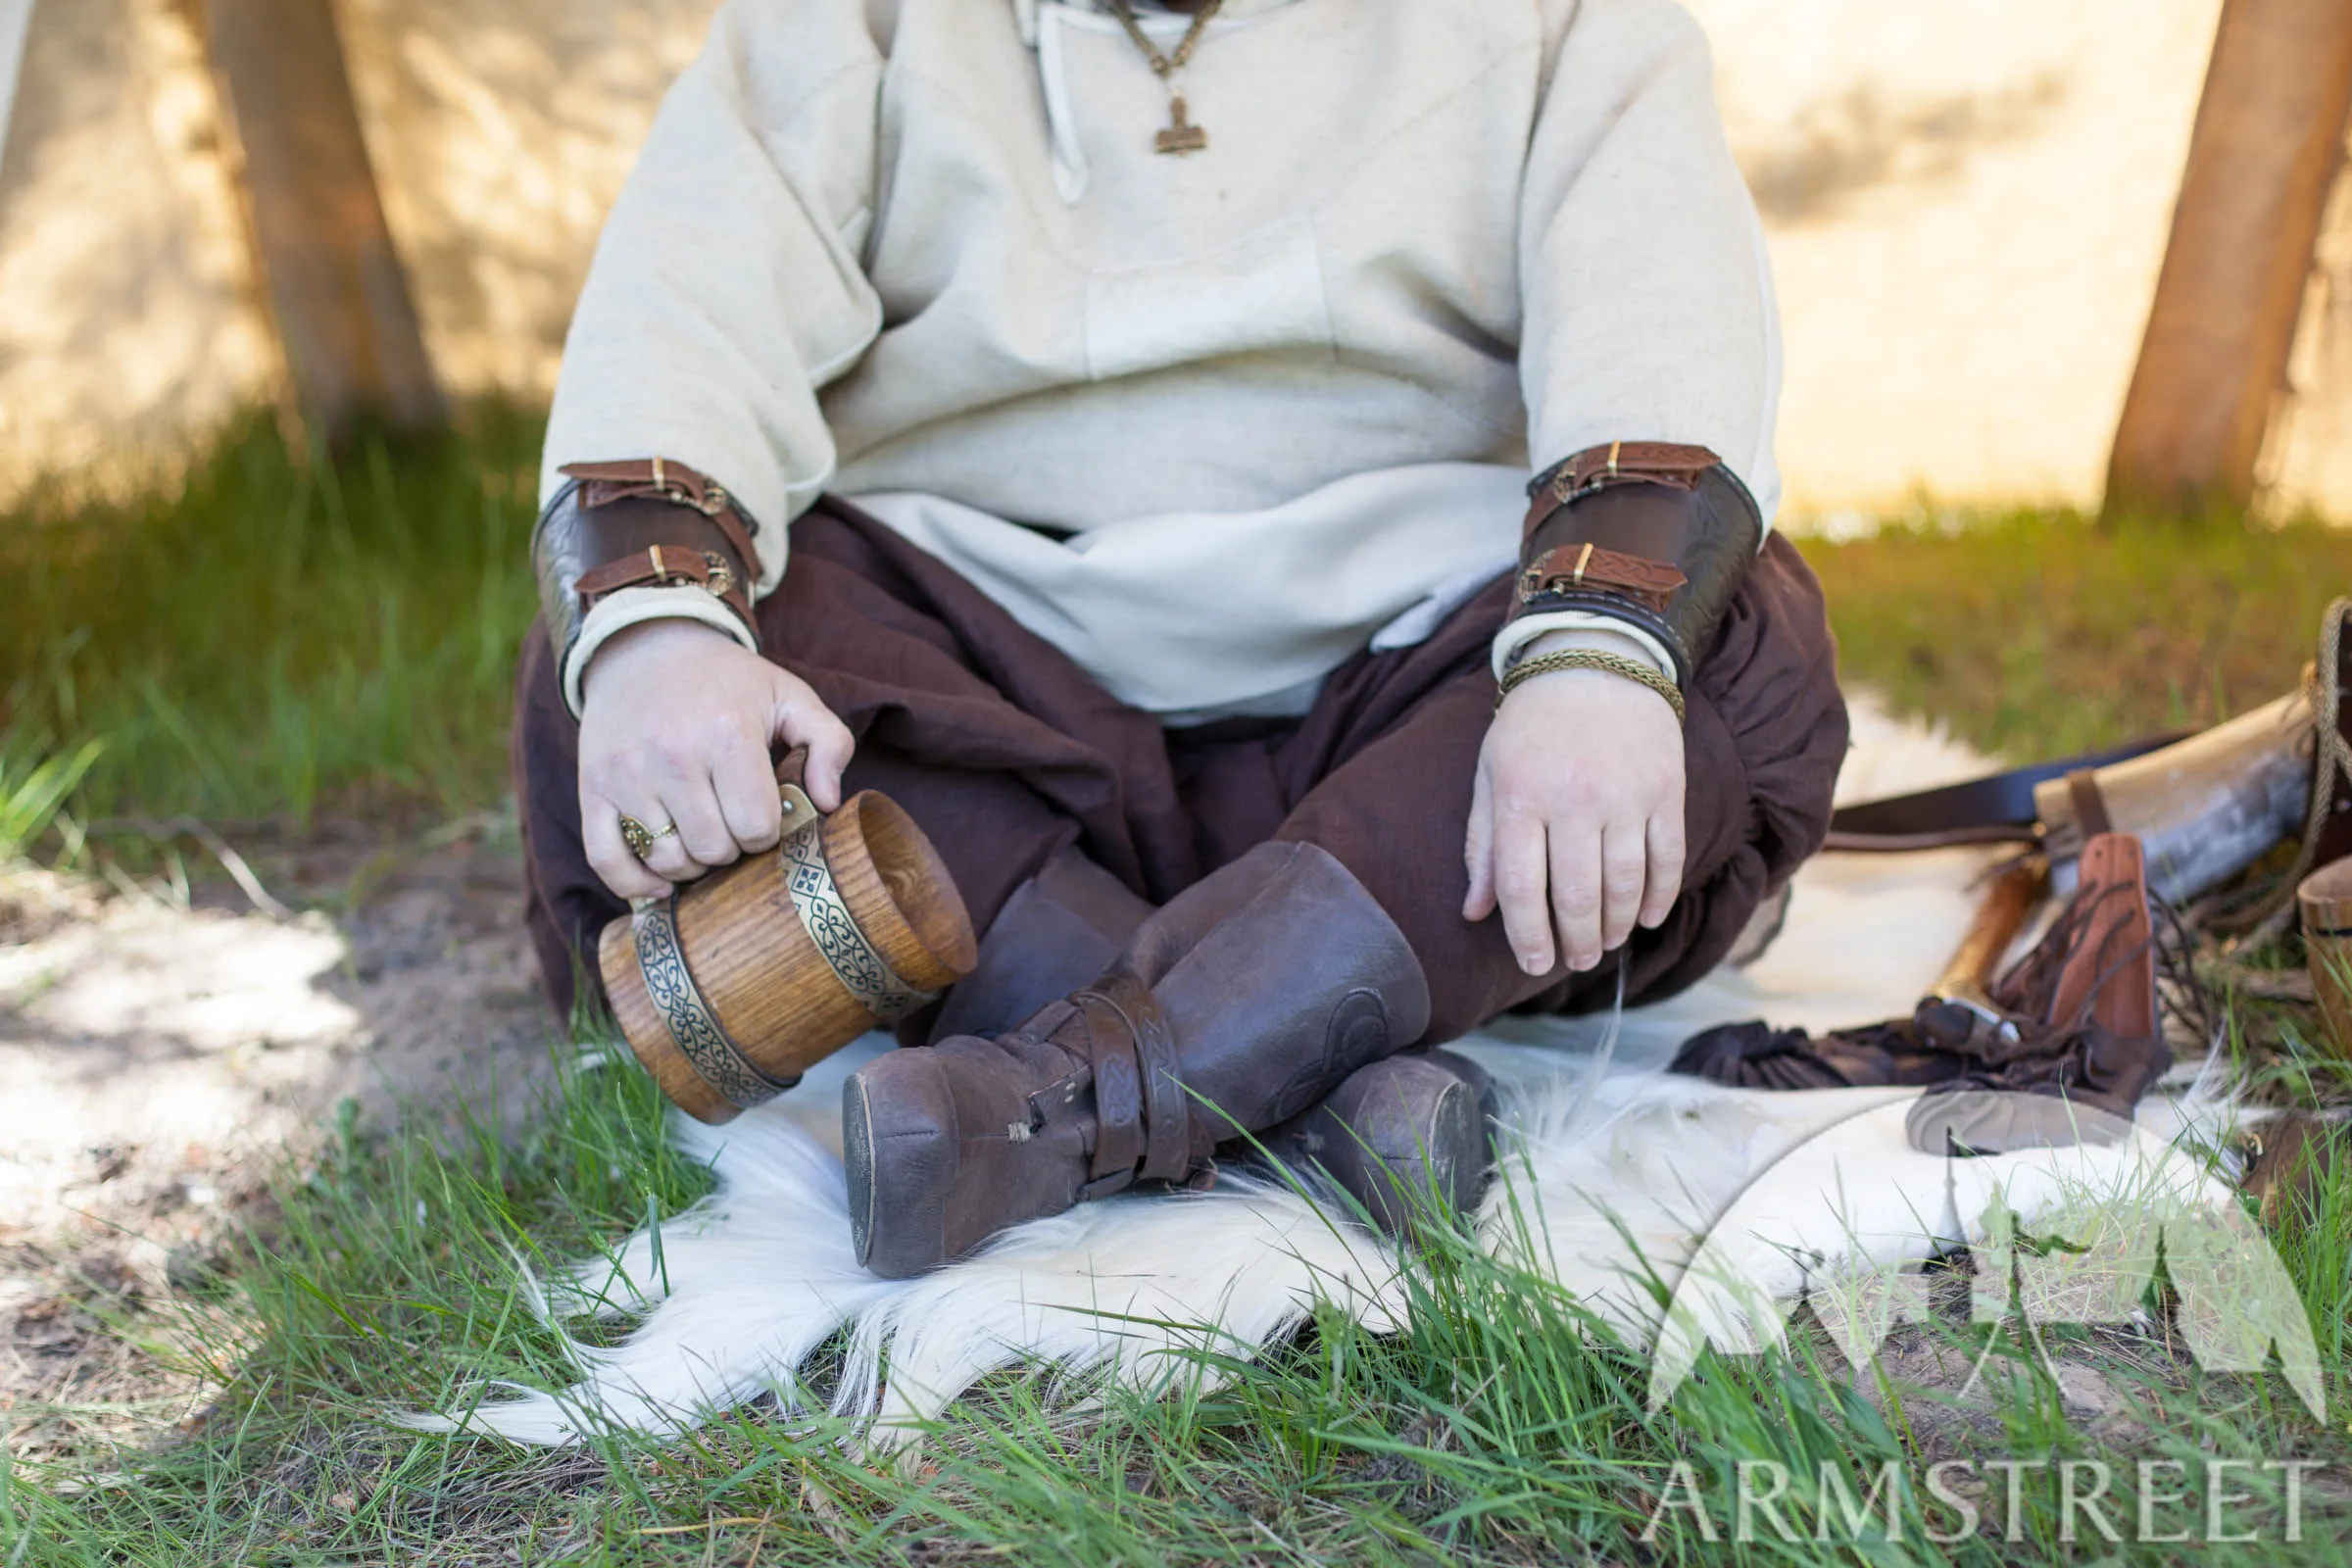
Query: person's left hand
[[1463, 633, 1687, 976]]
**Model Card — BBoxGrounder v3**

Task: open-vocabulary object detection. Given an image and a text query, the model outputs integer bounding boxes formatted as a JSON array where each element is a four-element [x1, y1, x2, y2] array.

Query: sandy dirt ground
[[0, 822, 558, 1450]]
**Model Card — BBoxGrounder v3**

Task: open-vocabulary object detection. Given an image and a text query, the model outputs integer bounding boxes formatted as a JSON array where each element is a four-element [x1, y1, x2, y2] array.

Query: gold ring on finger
[[618, 813, 678, 860]]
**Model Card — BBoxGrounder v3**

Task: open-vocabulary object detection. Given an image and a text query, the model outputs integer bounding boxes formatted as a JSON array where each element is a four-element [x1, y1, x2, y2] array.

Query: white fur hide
[[418, 699, 2240, 1446]]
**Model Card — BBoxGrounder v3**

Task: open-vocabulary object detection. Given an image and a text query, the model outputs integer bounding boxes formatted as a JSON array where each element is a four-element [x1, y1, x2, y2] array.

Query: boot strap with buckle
[[1071, 975, 1192, 1188]]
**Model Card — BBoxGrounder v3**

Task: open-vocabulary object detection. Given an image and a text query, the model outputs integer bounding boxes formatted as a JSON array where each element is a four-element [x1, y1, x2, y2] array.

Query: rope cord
[[1102, 0, 1224, 79]]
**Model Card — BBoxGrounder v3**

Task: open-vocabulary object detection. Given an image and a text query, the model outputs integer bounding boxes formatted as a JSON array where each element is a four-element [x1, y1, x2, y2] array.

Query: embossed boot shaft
[[843, 842, 1433, 1277], [925, 846, 1154, 1046]]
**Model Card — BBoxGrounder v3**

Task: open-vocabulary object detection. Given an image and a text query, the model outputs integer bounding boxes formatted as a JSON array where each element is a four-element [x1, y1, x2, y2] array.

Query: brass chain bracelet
[[1494, 648, 1687, 723]]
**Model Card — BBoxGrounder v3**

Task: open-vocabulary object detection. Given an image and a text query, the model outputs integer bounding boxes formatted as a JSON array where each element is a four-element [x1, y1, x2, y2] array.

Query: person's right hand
[[576, 619, 856, 901]]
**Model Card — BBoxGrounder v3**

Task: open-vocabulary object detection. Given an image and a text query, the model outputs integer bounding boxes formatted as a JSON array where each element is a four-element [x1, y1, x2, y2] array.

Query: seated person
[[514, 0, 1848, 1277]]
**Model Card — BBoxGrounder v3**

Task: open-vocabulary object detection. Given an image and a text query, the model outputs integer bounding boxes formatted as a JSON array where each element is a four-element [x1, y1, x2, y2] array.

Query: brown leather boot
[[1252, 1049, 1496, 1236], [842, 842, 1433, 1278], [924, 847, 1152, 1045]]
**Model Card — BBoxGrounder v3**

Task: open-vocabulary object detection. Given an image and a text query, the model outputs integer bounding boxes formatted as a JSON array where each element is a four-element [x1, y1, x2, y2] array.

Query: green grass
[[1807, 505, 2352, 761], [8, 425, 2352, 1563], [7, 1025, 2348, 1565], [0, 409, 543, 833], [0, 740, 104, 860]]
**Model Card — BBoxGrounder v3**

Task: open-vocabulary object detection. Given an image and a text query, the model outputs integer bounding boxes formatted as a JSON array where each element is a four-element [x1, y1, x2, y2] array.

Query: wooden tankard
[[598, 780, 977, 1124]]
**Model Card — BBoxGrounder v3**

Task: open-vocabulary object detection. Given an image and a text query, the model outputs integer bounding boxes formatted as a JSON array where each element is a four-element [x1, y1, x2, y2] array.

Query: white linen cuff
[[560, 585, 760, 717], [1490, 612, 1675, 683]]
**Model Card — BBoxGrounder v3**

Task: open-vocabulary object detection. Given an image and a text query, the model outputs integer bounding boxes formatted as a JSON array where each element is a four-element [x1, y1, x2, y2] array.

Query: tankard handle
[[773, 744, 819, 834], [778, 782, 819, 835]]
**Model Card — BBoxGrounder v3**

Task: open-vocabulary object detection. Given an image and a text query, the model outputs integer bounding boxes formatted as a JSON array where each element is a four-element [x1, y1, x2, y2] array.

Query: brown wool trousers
[[514, 499, 1849, 1043]]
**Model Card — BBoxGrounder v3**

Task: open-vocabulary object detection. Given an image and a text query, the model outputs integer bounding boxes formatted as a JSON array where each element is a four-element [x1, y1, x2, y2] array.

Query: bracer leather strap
[[573, 543, 745, 608], [562, 457, 761, 571], [532, 458, 764, 676], [1511, 440, 1764, 689]]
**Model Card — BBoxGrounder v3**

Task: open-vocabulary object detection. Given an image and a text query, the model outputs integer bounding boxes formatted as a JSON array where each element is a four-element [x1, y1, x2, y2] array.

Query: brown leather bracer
[[531, 458, 763, 676], [1512, 440, 1764, 689]]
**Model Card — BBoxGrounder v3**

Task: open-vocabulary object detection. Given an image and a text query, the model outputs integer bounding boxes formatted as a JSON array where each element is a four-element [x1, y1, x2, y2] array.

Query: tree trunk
[[2104, 0, 2352, 518], [199, 0, 442, 446]]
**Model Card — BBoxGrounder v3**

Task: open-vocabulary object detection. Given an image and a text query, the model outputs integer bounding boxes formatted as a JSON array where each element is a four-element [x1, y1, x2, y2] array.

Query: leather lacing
[[1937, 872, 2213, 1092], [1995, 862, 2205, 1019]]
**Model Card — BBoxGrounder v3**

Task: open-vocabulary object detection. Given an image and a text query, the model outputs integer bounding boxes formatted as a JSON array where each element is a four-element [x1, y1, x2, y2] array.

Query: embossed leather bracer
[[531, 458, 763, 676], [1512, 440, 1764, 688]]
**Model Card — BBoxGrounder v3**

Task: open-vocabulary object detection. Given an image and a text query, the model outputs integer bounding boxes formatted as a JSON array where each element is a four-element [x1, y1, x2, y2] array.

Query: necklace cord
[[1103, 0, 1225, 81]]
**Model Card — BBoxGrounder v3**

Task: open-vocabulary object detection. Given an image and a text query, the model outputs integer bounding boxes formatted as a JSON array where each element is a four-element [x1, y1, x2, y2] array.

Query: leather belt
[[1824, 731, 2190, 853]]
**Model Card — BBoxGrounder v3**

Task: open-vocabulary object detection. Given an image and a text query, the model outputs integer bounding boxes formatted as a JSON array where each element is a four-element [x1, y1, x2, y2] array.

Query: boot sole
[[1422, 1075, 1486, 1222], [843, 1071, 879, 1269], [842, 1053, 959, 1279]]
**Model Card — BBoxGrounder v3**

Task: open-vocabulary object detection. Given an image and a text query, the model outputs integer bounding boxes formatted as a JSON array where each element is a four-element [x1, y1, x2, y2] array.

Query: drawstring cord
[[1032, 6, 1092, 204]]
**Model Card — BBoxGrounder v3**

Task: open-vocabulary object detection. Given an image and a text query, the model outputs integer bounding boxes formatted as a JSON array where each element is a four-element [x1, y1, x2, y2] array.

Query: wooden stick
[[1929, 855, 2050, 1009]]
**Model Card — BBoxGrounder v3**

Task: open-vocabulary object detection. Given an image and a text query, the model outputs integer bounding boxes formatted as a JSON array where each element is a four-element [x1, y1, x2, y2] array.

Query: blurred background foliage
[[1817, 505, 2352, 759], [0, 407, 541, 835]]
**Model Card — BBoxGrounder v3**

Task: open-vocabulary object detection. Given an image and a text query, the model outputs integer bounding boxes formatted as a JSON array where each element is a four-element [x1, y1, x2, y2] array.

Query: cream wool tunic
[[545, 0, 1782, 716]]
